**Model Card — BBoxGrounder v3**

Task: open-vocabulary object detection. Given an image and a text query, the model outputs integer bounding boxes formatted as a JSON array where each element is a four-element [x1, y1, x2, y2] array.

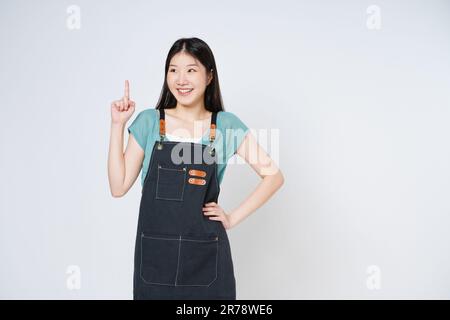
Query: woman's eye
[[168, 68, 196, 73]]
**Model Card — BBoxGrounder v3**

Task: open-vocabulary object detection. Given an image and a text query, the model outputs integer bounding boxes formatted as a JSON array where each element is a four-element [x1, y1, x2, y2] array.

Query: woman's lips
[[177, 88, 193, 96]]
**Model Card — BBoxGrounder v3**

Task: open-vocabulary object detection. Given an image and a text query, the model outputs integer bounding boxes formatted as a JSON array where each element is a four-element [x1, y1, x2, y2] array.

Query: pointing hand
[[111, 80, 136, 124]]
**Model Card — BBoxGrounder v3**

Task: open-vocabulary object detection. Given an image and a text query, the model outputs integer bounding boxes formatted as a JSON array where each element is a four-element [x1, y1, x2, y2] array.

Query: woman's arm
[[107, 80, 143, 197], [228, 131, 285, 228], [108, 124, 144, 197]]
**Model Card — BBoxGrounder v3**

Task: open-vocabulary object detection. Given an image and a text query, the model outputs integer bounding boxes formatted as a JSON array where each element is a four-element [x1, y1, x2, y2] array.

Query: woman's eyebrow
[[169, 64, 199, 67]]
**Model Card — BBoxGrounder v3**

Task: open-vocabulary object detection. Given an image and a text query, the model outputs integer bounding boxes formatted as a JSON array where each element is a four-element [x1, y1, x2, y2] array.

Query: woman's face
[[167, 52, 213, 107]]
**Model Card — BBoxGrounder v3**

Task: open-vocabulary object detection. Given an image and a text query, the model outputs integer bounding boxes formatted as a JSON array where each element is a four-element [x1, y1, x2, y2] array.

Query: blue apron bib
[[133, 108, 236, 299]]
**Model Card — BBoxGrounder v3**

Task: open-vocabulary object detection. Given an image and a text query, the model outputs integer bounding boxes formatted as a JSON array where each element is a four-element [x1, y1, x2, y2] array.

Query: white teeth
[[178, 89, 193, 93]]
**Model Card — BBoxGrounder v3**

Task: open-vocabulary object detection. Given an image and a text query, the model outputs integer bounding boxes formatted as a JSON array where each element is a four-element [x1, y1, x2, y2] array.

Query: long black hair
[[155, 37, 225, 113]]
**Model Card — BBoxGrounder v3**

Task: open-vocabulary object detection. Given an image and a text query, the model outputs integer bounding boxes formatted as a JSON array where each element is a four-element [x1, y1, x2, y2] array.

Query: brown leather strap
[[209, 112, 217, 142], [188, 177, 206, 186], [159, 119, 165, 136], [159, 108, 166, 136], [188, 169, 206, 178]]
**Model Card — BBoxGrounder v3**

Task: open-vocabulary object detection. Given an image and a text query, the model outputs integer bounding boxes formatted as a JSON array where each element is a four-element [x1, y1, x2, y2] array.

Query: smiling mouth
[[177, 88, 194, 96]]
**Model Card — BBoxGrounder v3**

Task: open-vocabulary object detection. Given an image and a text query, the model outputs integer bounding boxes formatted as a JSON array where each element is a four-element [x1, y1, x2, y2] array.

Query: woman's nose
[[176, 72, 189, 83]]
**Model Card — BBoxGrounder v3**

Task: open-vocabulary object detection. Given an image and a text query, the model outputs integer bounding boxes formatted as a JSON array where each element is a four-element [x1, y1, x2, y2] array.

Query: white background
[[1, 0, 450, 299]]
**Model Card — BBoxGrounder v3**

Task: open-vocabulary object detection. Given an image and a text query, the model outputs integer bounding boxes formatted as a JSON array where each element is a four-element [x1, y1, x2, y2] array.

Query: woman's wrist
[[111, 121, 126, 129]]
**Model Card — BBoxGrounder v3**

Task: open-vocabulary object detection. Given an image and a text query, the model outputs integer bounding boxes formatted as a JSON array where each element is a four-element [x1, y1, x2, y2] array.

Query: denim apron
[[133, 108, 236, 300]]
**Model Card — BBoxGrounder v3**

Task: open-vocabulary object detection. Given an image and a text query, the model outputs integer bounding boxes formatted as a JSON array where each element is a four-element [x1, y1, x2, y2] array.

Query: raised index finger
[[124, 80, 130, 99]]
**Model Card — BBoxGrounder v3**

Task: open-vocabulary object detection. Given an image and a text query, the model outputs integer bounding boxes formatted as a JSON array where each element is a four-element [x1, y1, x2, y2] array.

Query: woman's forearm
[[229, 171, 284, 228], [108, 122, 126, 197]]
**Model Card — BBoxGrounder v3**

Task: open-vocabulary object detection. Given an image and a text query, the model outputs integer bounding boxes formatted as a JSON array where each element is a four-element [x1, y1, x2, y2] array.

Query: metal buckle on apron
[[208, 122, 216, 156], [157, 134, 164, 150], [208, 146, 215, 157], [208, 137, 215, 156]]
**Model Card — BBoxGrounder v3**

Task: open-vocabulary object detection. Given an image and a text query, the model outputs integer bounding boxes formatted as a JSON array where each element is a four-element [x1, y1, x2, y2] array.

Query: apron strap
[[208, 112, 217, 156], [209, 112, 217, 143], [157, 108, 166, 150]]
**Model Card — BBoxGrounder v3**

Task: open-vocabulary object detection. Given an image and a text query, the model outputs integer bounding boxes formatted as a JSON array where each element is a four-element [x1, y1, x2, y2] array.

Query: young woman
[[108, 37, 284, 300]]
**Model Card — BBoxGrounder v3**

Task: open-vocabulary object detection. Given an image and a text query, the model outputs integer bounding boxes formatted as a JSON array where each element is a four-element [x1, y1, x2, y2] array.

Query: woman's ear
[[207, 69, 213, 86]]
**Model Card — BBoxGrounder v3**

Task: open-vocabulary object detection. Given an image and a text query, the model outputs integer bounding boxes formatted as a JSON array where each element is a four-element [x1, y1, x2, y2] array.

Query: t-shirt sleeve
[[127, 110, 151, 151], [223, 112, 250, 162]]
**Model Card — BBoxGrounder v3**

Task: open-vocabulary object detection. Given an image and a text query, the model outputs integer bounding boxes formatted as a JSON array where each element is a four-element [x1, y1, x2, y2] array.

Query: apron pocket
[[155, 164, 186, 201], [177, 235, 219, 286], [140, 233, 180, 285]]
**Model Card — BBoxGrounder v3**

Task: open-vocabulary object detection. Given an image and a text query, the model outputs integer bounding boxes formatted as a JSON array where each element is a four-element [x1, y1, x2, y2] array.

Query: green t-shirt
[[127, 108, 250, 187]]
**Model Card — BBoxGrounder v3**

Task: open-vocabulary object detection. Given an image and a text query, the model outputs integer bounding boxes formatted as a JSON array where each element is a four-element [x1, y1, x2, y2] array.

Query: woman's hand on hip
[[202, 202, 235, 230]]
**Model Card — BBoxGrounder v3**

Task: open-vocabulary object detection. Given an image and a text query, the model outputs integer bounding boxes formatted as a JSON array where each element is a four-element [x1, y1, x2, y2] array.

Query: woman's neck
[[168, 103, 211, 122]]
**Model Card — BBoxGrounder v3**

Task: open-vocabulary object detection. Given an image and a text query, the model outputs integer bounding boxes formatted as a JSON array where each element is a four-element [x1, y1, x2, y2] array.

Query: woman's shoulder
[[129, 107, 158, 128], [127, 108, 158, 150], [218, 110, 239, 124], [217, 110, 248, 130], [135, 107, 158, 120]]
